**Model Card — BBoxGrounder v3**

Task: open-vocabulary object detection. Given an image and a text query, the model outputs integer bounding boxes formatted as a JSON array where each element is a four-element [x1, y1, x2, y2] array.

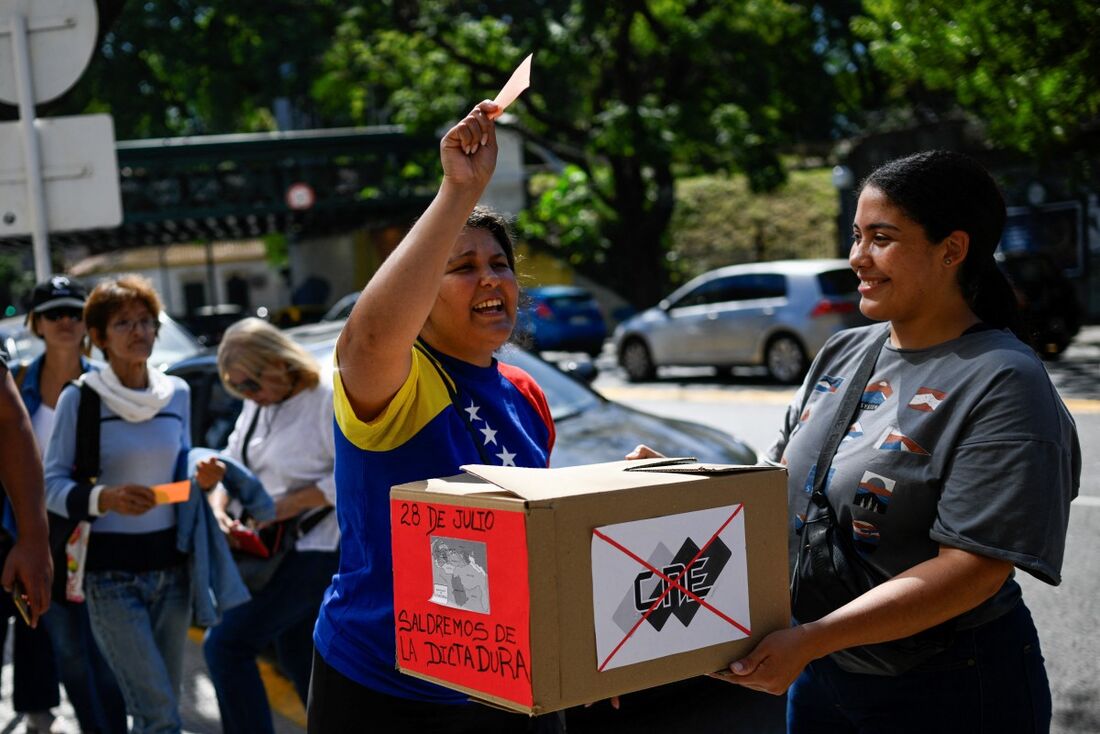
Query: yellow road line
[[187, 627, 307, 728], [598, 386, 797, 405], [599, 386, 1100, 413]]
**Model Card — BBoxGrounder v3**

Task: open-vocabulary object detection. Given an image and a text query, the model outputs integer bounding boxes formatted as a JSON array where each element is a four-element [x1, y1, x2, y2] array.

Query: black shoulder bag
[[790, 329, 954, 675], [46, 383, 101, 604], [232, 404, 333, 593]]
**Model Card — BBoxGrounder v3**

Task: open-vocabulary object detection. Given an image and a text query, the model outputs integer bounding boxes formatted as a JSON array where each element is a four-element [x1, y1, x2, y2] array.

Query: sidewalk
[[1, 627, 305, 734]]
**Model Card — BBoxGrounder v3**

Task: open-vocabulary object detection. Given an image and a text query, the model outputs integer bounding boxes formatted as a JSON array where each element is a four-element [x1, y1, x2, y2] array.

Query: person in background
[[200, 317, 338, 734], [43, 274, 225, 734], [0, 339, 53, 731], [710, 151, 1080, 732], [7, 276, 128, 733], [308, 100, 560, 733]]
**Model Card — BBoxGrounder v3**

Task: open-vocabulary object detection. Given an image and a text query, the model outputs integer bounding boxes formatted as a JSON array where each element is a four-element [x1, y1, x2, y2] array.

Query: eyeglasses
[[108, 317, 158, 334], [227, 376, 263, 395], [40, 307, 83, 322]]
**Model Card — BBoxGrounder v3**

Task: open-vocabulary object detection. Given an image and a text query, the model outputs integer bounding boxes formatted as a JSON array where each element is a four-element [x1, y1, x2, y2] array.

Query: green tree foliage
[[669, 169, 839, 286], [314, 1, 842, 305], [854, 0, 1100, 153], [36, 1, 346, 138]]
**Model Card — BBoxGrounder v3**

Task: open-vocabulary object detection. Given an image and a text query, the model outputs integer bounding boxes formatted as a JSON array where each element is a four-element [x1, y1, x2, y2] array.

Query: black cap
[[29, 276, 87, 314]]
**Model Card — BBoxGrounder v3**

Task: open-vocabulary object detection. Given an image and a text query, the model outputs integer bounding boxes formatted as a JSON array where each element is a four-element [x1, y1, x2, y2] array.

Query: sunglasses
[[227, 376, 262, 395], [40, 307, 84, 322]]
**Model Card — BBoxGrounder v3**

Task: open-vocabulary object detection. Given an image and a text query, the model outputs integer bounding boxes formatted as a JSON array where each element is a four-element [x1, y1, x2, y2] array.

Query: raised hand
[[440, 100, 501, 189]]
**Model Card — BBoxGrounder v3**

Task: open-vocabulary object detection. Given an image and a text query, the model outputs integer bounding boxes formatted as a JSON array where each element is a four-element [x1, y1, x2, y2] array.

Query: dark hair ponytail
[[861, 151, 1020, 332]]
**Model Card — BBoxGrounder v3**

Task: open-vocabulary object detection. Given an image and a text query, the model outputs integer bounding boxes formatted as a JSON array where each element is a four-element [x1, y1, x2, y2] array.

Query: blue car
[[515, 285, 608, 356]]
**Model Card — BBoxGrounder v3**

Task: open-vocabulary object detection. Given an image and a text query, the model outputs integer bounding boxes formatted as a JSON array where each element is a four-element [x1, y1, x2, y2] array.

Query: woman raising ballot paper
[[309, 101, 560, 733]]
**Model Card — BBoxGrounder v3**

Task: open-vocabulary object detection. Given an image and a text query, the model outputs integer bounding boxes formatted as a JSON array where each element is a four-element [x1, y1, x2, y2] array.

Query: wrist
[[89, 485, 108, 516]]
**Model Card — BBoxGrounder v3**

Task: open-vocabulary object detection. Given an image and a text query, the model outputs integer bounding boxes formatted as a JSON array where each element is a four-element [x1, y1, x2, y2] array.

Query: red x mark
[[593, 504, 749, 672]]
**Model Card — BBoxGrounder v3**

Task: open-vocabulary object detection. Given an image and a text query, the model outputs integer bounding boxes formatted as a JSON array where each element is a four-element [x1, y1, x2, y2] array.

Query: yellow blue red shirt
[[314, 343, 554, 702]]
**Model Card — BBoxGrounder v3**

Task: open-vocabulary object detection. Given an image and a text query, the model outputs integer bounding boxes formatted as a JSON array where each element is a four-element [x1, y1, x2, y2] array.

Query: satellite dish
[[0, 0, 99, 105]]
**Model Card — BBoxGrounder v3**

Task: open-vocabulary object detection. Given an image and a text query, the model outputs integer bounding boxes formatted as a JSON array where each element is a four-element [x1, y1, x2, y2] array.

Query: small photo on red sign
[[429, 536, 491, 614]]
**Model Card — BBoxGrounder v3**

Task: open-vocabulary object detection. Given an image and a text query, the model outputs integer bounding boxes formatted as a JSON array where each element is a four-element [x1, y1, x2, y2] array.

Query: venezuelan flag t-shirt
[[314, 342, 554, 703]]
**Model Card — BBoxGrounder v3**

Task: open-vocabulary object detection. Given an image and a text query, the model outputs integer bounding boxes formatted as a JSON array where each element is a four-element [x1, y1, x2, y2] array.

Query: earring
[[944, 258, 952, 265]]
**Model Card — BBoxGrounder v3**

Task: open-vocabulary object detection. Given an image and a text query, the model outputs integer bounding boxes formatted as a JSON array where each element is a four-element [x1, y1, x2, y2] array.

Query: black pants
[[308, 649, 566, 734], [0, 594, 60, 713]]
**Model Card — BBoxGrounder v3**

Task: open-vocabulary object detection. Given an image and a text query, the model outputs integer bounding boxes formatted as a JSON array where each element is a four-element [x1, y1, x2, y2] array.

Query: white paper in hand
[[493, 53, 533, 112]]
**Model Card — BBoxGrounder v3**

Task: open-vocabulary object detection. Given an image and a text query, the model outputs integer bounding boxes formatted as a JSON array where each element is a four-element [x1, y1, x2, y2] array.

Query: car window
[[545, 293, 595, 308], [674, 274, 786, 308], [816, 269, 859, 296], [724, 273, 786, 300], [670, 278, 732, 308], [497, 345, 601, 420]]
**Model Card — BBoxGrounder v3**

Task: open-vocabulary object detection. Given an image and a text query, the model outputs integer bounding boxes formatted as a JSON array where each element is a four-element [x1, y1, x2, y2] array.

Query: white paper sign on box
[[591, 504, 751, 672]]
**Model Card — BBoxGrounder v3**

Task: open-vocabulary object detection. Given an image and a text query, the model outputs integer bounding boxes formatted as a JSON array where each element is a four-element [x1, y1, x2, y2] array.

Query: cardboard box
[[389, 457, 790, 714]]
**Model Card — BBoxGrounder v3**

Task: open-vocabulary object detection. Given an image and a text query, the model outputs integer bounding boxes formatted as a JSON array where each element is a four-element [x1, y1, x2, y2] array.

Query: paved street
[[3, 328, 1096, 733]]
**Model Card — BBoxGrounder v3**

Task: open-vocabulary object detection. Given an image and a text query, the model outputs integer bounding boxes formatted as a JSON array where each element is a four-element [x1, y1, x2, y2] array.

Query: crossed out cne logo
[[591, 504, 751, 672], [629, 536, 732, 632]]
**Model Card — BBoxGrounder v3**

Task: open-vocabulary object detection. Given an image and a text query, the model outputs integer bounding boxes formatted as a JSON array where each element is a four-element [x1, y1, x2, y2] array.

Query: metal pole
[[9, 13, 52, 280]]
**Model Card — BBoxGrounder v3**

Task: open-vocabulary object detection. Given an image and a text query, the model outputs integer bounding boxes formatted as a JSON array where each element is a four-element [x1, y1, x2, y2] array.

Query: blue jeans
[[85, 565, 192, 734], [205, 549, 338, 734], [42, 601, 128, 734], [788, 601, 1051, 734]]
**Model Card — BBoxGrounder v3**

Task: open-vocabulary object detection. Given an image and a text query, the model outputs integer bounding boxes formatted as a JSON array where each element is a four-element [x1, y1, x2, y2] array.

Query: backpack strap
[[73, 381, 101, 486]]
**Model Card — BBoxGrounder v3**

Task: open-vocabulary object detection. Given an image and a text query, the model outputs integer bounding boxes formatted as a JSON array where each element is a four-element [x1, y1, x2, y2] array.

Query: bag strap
[[792, 328, 889, 594], [74, 382, 101, 486], [240, 404, 262, 470], [413, 339, 492, 464], [807, 328, 890, 514]]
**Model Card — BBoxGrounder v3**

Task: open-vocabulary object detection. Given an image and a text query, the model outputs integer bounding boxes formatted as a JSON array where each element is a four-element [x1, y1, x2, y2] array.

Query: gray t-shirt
[[769, 323, 1080, 627]]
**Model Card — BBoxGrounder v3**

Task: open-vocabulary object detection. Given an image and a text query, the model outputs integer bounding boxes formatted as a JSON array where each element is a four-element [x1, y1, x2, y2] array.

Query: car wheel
[[620, 339, 656, 382], [765, 334, 806, 384]]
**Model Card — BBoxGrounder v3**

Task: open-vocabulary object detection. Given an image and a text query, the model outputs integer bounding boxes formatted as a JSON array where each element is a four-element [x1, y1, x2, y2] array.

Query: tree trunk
[[600, 155, 676, 308]]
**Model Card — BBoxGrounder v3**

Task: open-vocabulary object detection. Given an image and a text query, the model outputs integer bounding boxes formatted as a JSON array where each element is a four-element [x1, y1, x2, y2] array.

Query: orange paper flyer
[[153, 480, 191, 504]]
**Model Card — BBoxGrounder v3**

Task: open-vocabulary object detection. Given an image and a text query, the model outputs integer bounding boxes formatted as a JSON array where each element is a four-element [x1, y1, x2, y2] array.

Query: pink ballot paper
[[492, 53, 533, 112], [153, 480, 191, 504]]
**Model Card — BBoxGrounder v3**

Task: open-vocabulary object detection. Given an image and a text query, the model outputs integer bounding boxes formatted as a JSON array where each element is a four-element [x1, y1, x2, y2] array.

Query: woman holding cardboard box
[[309, 100, 560, 733], [44, 274, 232, 733], [709, 151, 1080, 732]]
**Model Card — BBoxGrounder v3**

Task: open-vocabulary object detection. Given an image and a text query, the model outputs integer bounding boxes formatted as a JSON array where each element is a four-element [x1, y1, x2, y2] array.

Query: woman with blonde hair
[[201, 317, 337, 734]]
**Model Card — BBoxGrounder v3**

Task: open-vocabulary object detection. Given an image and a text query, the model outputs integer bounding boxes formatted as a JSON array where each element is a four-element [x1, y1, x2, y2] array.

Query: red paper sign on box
[[390, 499, 534, 707]]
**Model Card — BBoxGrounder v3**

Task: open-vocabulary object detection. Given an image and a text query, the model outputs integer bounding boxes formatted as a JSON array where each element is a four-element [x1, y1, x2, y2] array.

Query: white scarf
[[82, 364, 175, 423]]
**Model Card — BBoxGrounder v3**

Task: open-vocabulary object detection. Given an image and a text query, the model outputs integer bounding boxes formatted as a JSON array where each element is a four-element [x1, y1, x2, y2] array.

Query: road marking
[[1074, 496, 1100, 508], [598, 386, 1100, 413], [187, 627, 306, 727], [598, 386, 797, 405]]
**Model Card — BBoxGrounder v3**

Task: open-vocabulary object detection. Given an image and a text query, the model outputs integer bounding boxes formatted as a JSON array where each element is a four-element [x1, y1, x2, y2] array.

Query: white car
[[613, 259, 867, 384], [0, 311, 203, 372]]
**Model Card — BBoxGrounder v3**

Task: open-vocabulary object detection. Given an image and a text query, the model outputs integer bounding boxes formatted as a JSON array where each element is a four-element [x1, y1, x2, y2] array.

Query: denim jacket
[[176, 448, 275, 626], [17, 353, 97, 417]]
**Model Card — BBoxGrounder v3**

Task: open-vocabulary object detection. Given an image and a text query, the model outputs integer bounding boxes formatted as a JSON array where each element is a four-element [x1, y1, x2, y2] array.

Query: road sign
[[285, 182, 316, 210], [0, 114, 122, 236], [0, 0, 98, 105]]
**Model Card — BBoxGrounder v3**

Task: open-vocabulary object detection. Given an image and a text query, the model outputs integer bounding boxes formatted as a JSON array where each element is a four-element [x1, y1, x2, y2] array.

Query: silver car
[[613, 259, 866, 384]]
